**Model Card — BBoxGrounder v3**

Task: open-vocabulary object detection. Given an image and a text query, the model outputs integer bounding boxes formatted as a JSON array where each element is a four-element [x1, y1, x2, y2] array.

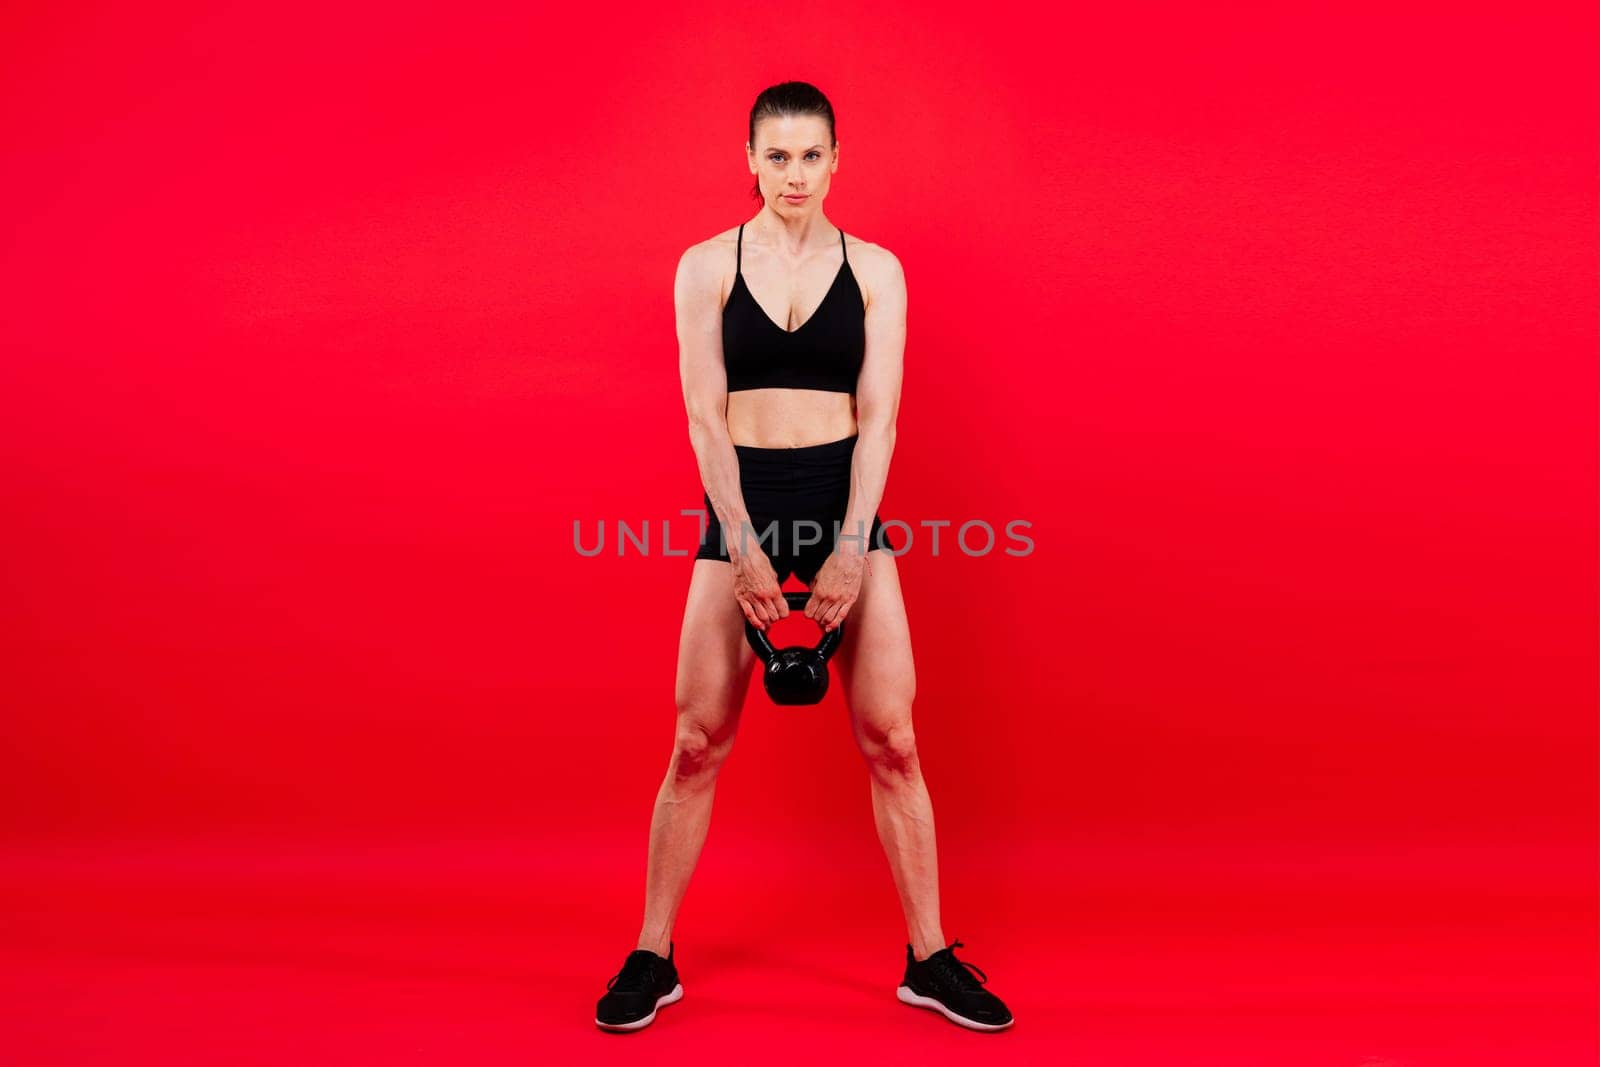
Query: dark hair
[[747, 81, 837, 203]]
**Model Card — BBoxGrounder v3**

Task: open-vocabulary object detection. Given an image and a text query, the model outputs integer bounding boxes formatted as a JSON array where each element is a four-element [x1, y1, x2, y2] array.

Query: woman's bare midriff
[[726, 389, 858, 448]]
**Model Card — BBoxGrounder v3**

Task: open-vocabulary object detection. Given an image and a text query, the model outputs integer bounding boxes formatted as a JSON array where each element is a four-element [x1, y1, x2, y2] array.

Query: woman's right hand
[[731, 550, 789, 630]]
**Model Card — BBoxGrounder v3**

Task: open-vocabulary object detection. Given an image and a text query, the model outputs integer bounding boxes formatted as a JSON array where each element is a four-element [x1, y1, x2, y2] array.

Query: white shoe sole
[[595, 983, 684, 1032], [897, 984, 1014, 1031]]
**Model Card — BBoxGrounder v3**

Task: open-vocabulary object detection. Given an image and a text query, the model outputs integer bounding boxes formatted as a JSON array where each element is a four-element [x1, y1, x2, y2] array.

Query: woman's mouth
[[782, 194, 808, 203]]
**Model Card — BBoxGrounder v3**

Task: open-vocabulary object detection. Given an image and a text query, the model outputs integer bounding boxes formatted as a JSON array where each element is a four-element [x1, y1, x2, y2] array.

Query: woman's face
[[749, 113, 837, 214]]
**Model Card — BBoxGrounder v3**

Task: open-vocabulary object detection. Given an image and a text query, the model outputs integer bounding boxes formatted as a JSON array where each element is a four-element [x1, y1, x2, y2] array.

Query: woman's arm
[[842, 246, 906, 541], [809, 244, 906, 631], [675, 240, 788, 628]]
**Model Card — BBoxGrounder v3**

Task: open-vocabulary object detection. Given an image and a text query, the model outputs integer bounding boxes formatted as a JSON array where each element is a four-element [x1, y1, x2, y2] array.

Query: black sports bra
[[722, 223, 866, 394]]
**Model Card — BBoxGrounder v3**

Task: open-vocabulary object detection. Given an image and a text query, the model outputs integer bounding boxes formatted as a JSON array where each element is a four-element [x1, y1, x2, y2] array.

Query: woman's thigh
[[833, 552, 918, 747], [674, 558, 759, 742]]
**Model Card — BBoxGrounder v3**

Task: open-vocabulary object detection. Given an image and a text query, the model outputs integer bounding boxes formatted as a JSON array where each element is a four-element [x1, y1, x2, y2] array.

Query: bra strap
[[736, 223, 743, 275], [839, 229, 848, 263]]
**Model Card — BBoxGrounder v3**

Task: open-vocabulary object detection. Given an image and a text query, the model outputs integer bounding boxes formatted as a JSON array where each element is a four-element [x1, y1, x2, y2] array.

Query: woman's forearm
[[688, 415, 755, 563], [841, 424, 895, 555]]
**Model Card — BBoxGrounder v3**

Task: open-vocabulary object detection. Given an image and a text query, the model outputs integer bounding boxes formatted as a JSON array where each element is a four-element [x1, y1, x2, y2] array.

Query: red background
[[2, 2, 1595, 1063]]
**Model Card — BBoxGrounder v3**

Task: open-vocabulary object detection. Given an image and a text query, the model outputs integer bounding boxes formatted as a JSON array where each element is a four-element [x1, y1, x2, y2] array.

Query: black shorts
[[693, 434, 901, 585]]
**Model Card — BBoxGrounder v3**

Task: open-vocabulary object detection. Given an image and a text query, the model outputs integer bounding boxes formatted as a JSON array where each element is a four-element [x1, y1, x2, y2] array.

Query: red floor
[[1, 831, 1592, 1066]]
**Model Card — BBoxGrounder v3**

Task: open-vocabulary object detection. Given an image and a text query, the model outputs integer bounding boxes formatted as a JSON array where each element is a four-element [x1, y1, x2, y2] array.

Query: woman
[[595, 82, 1014, 1034]]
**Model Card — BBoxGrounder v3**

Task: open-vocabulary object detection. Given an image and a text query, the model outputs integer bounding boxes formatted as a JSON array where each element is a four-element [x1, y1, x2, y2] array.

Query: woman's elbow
[[857, 408, 897, 444], [685, 407, 728, 442]]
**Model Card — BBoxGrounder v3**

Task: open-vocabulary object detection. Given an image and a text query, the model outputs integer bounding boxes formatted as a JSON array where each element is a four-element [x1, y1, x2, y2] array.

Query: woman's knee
[[670, 704, 737, 781], [854, 713, 919, 778]]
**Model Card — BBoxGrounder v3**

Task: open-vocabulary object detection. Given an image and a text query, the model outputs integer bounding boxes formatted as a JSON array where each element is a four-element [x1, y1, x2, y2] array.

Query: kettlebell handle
[[743, 591, 844, 664]]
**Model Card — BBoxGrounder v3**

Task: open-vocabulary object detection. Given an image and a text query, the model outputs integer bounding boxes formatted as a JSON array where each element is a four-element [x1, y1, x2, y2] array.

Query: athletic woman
[[595, 81, 1014, 1034]]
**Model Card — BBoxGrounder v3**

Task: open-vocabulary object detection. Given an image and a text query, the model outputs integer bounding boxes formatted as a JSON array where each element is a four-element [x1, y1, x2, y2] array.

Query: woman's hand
[[806, 549, 868, 632], [732, 549, 789, 630]]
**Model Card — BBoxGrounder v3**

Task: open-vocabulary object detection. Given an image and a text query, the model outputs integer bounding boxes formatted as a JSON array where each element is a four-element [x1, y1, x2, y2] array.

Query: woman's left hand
[[806, 549, 869, 632]]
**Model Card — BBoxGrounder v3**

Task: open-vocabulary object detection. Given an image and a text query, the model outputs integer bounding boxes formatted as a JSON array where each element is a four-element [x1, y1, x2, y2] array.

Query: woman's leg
[[832, 552, 946, 960], [636, 558, 756, 956]]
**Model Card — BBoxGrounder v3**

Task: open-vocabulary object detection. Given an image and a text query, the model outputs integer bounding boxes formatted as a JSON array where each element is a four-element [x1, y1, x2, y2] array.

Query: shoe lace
[[606, 951, 658, 993], [926, 939, 989, 992]]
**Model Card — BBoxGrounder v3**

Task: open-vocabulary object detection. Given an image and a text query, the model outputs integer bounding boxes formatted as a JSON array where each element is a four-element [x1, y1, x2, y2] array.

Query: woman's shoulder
[[677, 225, 743, 269], [843, 233, 905, 309], [844, 232, 901, 274], [673, 226, 743, 301]]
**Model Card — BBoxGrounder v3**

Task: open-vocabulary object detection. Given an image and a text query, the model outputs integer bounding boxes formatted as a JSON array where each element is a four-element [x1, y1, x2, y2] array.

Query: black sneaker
[[897, 939, 1015, 1031], [595, 942, 684, 1032]]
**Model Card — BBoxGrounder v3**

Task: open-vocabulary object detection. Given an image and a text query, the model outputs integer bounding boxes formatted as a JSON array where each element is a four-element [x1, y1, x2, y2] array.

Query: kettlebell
[[744, 591, 844, 705]]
